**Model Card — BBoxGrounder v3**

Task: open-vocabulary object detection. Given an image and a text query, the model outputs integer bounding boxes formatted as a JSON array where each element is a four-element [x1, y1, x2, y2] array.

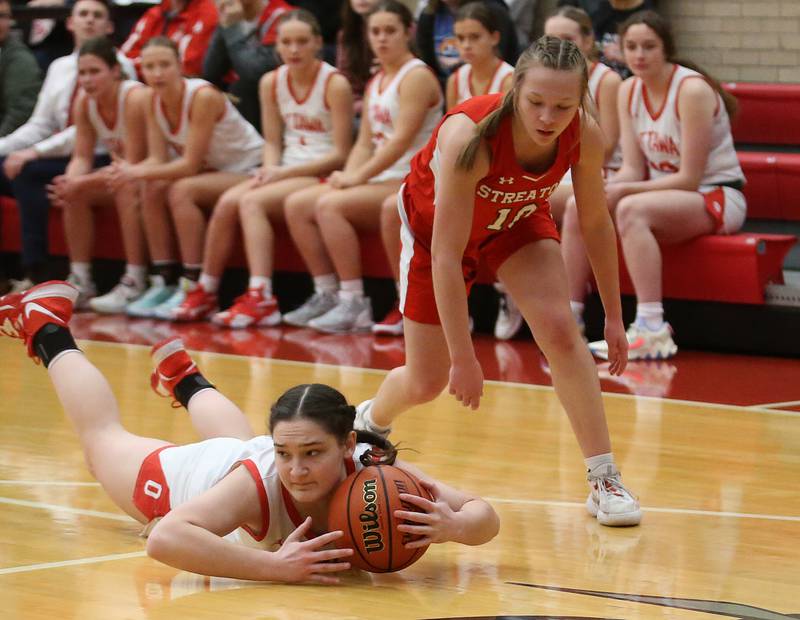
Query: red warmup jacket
[[121, 0, 219, 77]]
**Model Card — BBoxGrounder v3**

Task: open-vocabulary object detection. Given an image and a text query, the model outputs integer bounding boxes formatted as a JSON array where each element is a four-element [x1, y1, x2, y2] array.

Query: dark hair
[[73, 0, 110, 11], [339, 2, 375, 95], [549, 6, 597, 60], [619, 10, 737, 118], [78, 36, 119, 69], [277, 8, 322, 38], [367, 0, 413, 32], [142, 35, 181, 60], [269, 384, 398, 466], [457, 35, 589, 170], [455, 2, 498, 34]]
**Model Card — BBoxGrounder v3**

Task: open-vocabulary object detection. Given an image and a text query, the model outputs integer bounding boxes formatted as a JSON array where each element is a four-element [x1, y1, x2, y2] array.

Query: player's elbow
[[145, 519, 179, 563]]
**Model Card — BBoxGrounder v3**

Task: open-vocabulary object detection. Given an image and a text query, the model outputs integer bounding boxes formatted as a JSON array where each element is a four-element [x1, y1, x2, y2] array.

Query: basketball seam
[[377, 465, 393, 572], [345, 471, 373, 570]]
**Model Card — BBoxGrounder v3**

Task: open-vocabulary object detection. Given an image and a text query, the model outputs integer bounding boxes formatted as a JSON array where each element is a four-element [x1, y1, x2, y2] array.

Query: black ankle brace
[[174, 373, 215, 409], [33, 324, 80, 368]]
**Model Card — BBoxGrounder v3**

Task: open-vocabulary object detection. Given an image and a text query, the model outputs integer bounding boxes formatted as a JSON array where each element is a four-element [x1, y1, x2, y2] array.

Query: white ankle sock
[[585, 452, 614, 472], [635, 302, 664, 330], [125, 264, 147, 289], [313, 273, 338, 295], [70, 262, 91, 284], [339, 279, 363, 301], [248, 275, 272, 296], [198, 273, 219, 294]]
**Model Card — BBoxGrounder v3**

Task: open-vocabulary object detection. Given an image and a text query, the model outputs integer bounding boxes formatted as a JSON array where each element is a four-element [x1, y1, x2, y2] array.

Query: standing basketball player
[[0, 281, 499, 581], [356, 36, 642, 527]]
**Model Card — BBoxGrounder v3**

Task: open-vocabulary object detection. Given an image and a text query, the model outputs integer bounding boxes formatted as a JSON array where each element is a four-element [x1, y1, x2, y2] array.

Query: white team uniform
[[86, 80, 143, 158], [588, 61, 622, 172], [153, 436, 371, 549], [153, 78, 264, 173], [453, 59, 514, 106], [274, 61, 339, 167], [366, 58, 442, 183], [628, 64, 746, 233], [562, 61, 622, 185]]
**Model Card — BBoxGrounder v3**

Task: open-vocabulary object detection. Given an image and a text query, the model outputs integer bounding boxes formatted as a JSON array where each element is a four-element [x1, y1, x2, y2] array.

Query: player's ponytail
[[619, 10, 738, 118], [457, 35, 589, 170]]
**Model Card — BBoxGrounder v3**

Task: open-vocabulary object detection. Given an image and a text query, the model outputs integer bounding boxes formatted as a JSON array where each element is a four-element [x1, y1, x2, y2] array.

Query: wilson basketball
[[328, 464, 433, 573]]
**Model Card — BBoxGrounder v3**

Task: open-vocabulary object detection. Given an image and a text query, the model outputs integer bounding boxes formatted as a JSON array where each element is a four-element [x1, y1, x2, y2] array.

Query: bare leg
[[369, 318, 451, 427], [498, 239, 611, 457], [62, 185, 113, 263], [184, 389, 255, 441], [142, 180, 178, 262], [379, 192, 402, 282], [316, 181, 400, 281], [239, 177, 318, 278], [616, 190, 715, 303], [115, 180, 148, 267], [284, 184, 337, 276], [168, 172, 250, 266], [47, 351, 169, 523], [548, 182, 573, 229]]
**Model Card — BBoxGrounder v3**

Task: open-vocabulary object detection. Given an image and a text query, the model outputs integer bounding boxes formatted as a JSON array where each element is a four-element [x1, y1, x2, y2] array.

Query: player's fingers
[[311, 559, 351, 572], [285, 516, 312, 541], [305, 529, 344, 548], [395, 510, 433, 525], [397, 493, 435, 511], [313, 548, 353, 562]]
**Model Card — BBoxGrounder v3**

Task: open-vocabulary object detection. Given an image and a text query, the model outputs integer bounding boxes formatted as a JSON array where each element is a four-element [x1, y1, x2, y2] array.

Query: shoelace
[[589, 471, 637, 501]]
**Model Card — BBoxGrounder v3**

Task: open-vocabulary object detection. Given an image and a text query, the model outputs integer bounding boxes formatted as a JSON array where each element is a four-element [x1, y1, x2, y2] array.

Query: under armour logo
[[498, 176, 514, 185]]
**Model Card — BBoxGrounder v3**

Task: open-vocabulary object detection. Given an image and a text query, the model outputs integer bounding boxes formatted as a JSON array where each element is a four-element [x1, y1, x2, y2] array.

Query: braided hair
[[269, 384, 398, 465], [457, 35, 589, 170]]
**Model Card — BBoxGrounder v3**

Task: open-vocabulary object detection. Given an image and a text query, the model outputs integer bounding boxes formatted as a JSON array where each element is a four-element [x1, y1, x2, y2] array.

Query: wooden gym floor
[[1, 317, 798, 619]]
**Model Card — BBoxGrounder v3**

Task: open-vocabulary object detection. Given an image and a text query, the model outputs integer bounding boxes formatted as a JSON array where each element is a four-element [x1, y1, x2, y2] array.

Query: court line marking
[[487, 497, 800, 523], [4, 489, 799, 526], [81, 339, 800, 418], [0, 551, 147, 576], [747, 399, 800, 409], [0, 497, 133, 522], [0, 480, 101, 487]]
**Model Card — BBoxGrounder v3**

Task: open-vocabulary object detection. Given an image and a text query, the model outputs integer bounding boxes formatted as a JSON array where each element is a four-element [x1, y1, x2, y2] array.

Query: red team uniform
[[398, 93, 581, 324]]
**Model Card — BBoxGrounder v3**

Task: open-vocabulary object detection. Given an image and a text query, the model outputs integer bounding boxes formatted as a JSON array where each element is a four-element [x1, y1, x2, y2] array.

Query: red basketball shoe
[[150, 337, 200, 407], [1, 281, 78, 361], [212, 287, 281, 329]]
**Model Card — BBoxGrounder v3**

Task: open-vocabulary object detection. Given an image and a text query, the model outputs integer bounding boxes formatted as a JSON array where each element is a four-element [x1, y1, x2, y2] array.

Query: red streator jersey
[[402, 93, 580, 254]]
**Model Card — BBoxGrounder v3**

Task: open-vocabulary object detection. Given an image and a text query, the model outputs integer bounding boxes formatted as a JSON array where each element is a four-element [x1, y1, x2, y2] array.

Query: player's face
[[516, 65, 582, 146], [276, 20, 322, 67], [67, 0, 112, 47], [273, 419, 356, 504], [544, 15, 594, 59], [350, 0, 376, 16], [622, 24, 666, 77], [141, 46, 182, 90], [454, 18, 499, 65], [0, 2, 11, 44], [367, 11, 410, 64], [78, 54, 117, 97]]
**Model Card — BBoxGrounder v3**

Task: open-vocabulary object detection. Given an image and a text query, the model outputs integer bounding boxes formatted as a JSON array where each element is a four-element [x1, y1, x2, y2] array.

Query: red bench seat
[[738, 151, 800, 221], [723, 82, 800, 145], [1, 196, 795, 306]]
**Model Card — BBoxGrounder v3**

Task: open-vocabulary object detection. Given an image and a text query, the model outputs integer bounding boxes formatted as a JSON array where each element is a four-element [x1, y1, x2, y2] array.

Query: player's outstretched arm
[[391, 460, 500, 548], [146, 466, 352, 582]]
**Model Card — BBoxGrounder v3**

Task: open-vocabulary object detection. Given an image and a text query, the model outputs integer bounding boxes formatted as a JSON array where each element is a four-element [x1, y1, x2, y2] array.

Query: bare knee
[[238, 195, 263, 222], [168, 179, 194, 213], [142, 181, 169, 214], [532, 311, 583, 356], [615, 195, 647, 238], [405, 371, 448, 405]]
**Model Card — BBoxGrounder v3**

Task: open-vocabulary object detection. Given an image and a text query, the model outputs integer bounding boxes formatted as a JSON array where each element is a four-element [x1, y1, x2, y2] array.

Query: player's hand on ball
[[274, 516, 353, 584], [448, 356, 483, 410], [394, 480, 460, 547]]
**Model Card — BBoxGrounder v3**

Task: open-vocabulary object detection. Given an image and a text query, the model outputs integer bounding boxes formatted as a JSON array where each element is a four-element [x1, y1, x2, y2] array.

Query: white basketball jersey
[[158, 436, 372, 549], [154, 78, 264, 173], [454, 59, 514, 105], [275, 61, 339, 167], [86, 80, 142, 157], [367, 58, 442, 183], [588, 62, 622, 171], [628, 64, 743, 185]]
